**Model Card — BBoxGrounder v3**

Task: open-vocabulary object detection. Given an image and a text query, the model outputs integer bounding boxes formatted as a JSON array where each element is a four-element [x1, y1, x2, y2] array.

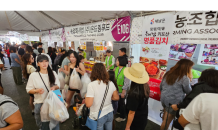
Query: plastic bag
[[48, 91, 69, 122], [81, 73, 91, 98], [58, 70, 65, 90], [69, 69, 82, 90], [40, 94, 50, 122], [62, 84, 69, 99]]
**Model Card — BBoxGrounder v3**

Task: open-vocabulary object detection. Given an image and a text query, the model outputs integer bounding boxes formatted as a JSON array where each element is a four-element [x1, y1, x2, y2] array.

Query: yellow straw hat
[[124, 63, 149, 84]]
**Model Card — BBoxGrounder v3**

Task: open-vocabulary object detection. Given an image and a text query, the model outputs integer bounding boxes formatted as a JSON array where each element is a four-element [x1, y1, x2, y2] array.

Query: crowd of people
[[0, 41, 217, 130]]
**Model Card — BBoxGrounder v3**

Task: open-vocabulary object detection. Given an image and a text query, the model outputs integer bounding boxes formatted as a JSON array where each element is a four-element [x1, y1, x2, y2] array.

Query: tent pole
[[5, 11, 12, 31], [39, 11, 64, 28], [14, 11, 40, 31]]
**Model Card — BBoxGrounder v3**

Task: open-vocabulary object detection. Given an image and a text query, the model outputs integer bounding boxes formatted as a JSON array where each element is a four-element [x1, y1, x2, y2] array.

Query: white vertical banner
[[141, 12, 174, 126]]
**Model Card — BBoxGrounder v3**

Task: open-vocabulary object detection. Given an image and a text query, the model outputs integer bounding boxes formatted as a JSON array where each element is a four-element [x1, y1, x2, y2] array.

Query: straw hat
[[124, 63, 149, 84]]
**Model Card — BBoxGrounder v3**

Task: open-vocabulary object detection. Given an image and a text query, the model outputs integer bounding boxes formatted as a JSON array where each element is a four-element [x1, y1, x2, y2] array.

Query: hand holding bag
[[85, 82, 109, 130]]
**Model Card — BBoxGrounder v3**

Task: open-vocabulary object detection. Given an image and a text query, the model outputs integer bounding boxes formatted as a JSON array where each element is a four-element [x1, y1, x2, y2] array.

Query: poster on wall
[[65, 16, 130, 41], [80, 41, 86, 50], [197, 44, 218, 66], [93, 41, 104, 51], [141, 12, 174, 101], [173, 11, 218, 44], [130, 17, 143, 44], [169, 43, 197, 60]]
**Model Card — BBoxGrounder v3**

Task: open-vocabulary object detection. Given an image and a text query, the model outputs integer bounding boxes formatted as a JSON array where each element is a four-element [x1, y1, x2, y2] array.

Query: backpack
[[80, 104, 89, 126], [54, 54, 62, 65]]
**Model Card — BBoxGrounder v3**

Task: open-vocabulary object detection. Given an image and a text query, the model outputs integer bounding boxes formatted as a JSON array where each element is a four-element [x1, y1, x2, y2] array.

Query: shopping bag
[[48, 91, 69, 122], [69, 69, 82, 90], [62, 84, 69, 99], [58, 70, 65, 90], [53, 89, 64, 103], [65, 75, 70, 85], [40, 93, 51, 122], [81, 73, 91, 98]]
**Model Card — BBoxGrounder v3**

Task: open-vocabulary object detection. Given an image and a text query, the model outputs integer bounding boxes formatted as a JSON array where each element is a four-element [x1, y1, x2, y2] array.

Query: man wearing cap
[[18, 42, 26, 60], [105, 50, 115, 70]]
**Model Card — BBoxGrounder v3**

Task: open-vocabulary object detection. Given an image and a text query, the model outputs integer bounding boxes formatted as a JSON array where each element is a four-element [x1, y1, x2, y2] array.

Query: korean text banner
[[41, 31, 50, 42], [141, 12, 174, 101], [64, 16, 130, 41], [173, 11, 218, 44]]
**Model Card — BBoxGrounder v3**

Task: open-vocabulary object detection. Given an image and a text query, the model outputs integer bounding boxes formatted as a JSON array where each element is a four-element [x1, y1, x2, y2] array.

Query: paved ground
[[2, 58, 160, 130]]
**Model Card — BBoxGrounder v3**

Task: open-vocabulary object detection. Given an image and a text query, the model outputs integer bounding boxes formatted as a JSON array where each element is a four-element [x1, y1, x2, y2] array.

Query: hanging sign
[[41, 31, 50, 42], [141, 12, 174, 101], [50, 28, 65, 42], [173, 11, 218, 44], [65, 16, 130, 41]]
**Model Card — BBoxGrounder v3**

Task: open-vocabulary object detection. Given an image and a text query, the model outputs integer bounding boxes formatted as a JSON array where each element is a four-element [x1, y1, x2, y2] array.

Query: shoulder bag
[[85, 82, 109, 130]]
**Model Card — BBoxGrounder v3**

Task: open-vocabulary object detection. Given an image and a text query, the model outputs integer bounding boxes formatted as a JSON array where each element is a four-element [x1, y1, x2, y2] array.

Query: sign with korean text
[[173, 11, 218, 44], [41, 31, 50, 42], [141, 12, 173, 101], [50, 28, 65, 42], [65, 16, 130, 41]]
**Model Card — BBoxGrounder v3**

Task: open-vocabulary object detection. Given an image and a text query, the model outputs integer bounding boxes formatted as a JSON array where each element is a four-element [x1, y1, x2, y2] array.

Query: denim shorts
[[97, 111, 113, 130]]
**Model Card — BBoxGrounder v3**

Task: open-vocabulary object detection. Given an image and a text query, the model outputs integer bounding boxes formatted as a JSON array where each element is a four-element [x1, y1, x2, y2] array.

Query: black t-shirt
[[18, 48, 25, 56], [48, 52, 57, 64], [126, 95, 148, 116], [0, 49, 3, 58]]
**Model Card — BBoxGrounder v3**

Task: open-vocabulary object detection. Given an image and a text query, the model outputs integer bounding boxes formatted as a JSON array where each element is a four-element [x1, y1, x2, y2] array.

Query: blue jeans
[[97, 111, 113, 130], [34, 103, 59, 130]]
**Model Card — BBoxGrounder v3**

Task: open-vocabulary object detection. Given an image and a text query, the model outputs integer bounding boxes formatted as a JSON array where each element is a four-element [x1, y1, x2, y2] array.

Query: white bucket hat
[[124, 63, 149, 84]]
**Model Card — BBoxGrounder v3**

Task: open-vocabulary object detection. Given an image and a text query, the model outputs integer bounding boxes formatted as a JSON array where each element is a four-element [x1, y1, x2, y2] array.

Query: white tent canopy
[[0, 11, 167, 35]]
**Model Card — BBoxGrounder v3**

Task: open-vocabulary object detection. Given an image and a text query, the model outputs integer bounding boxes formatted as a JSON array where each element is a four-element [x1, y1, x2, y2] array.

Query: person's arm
[[121, 76, 130, 98], [26, 74, 44, 95], [0, 59, 4, 69], [125, 110, 135, 130], [108, 56, 115, 68], [125, 96, 139, 130], [178, 115, 190, 128], [112, 90, 119, 101], [60, 63, 70, 75], [178, 94, 202, 128], [1, 110, 23, 130], [76, 62, 86, 76], [85, 83, 94, 108], [15, 58, 21, 65], [182, 76, 192, 94]]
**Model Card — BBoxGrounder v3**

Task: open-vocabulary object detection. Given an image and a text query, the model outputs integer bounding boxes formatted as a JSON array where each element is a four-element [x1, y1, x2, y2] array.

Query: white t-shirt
[[183, 93, 218, 130], [0, 59, 3, 74], [86, 80, 116, 120], [27, 65, 36, 74], [26, 71, 60, 105]]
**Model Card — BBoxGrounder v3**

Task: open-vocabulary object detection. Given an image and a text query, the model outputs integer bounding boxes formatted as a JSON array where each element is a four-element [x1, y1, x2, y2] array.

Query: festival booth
[[65, 16, 131, 73], [130, 11, 218, 129]]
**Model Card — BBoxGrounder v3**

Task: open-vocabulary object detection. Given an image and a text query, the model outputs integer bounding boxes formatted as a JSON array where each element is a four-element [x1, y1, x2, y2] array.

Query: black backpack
[[80, 104, 89, 126]]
